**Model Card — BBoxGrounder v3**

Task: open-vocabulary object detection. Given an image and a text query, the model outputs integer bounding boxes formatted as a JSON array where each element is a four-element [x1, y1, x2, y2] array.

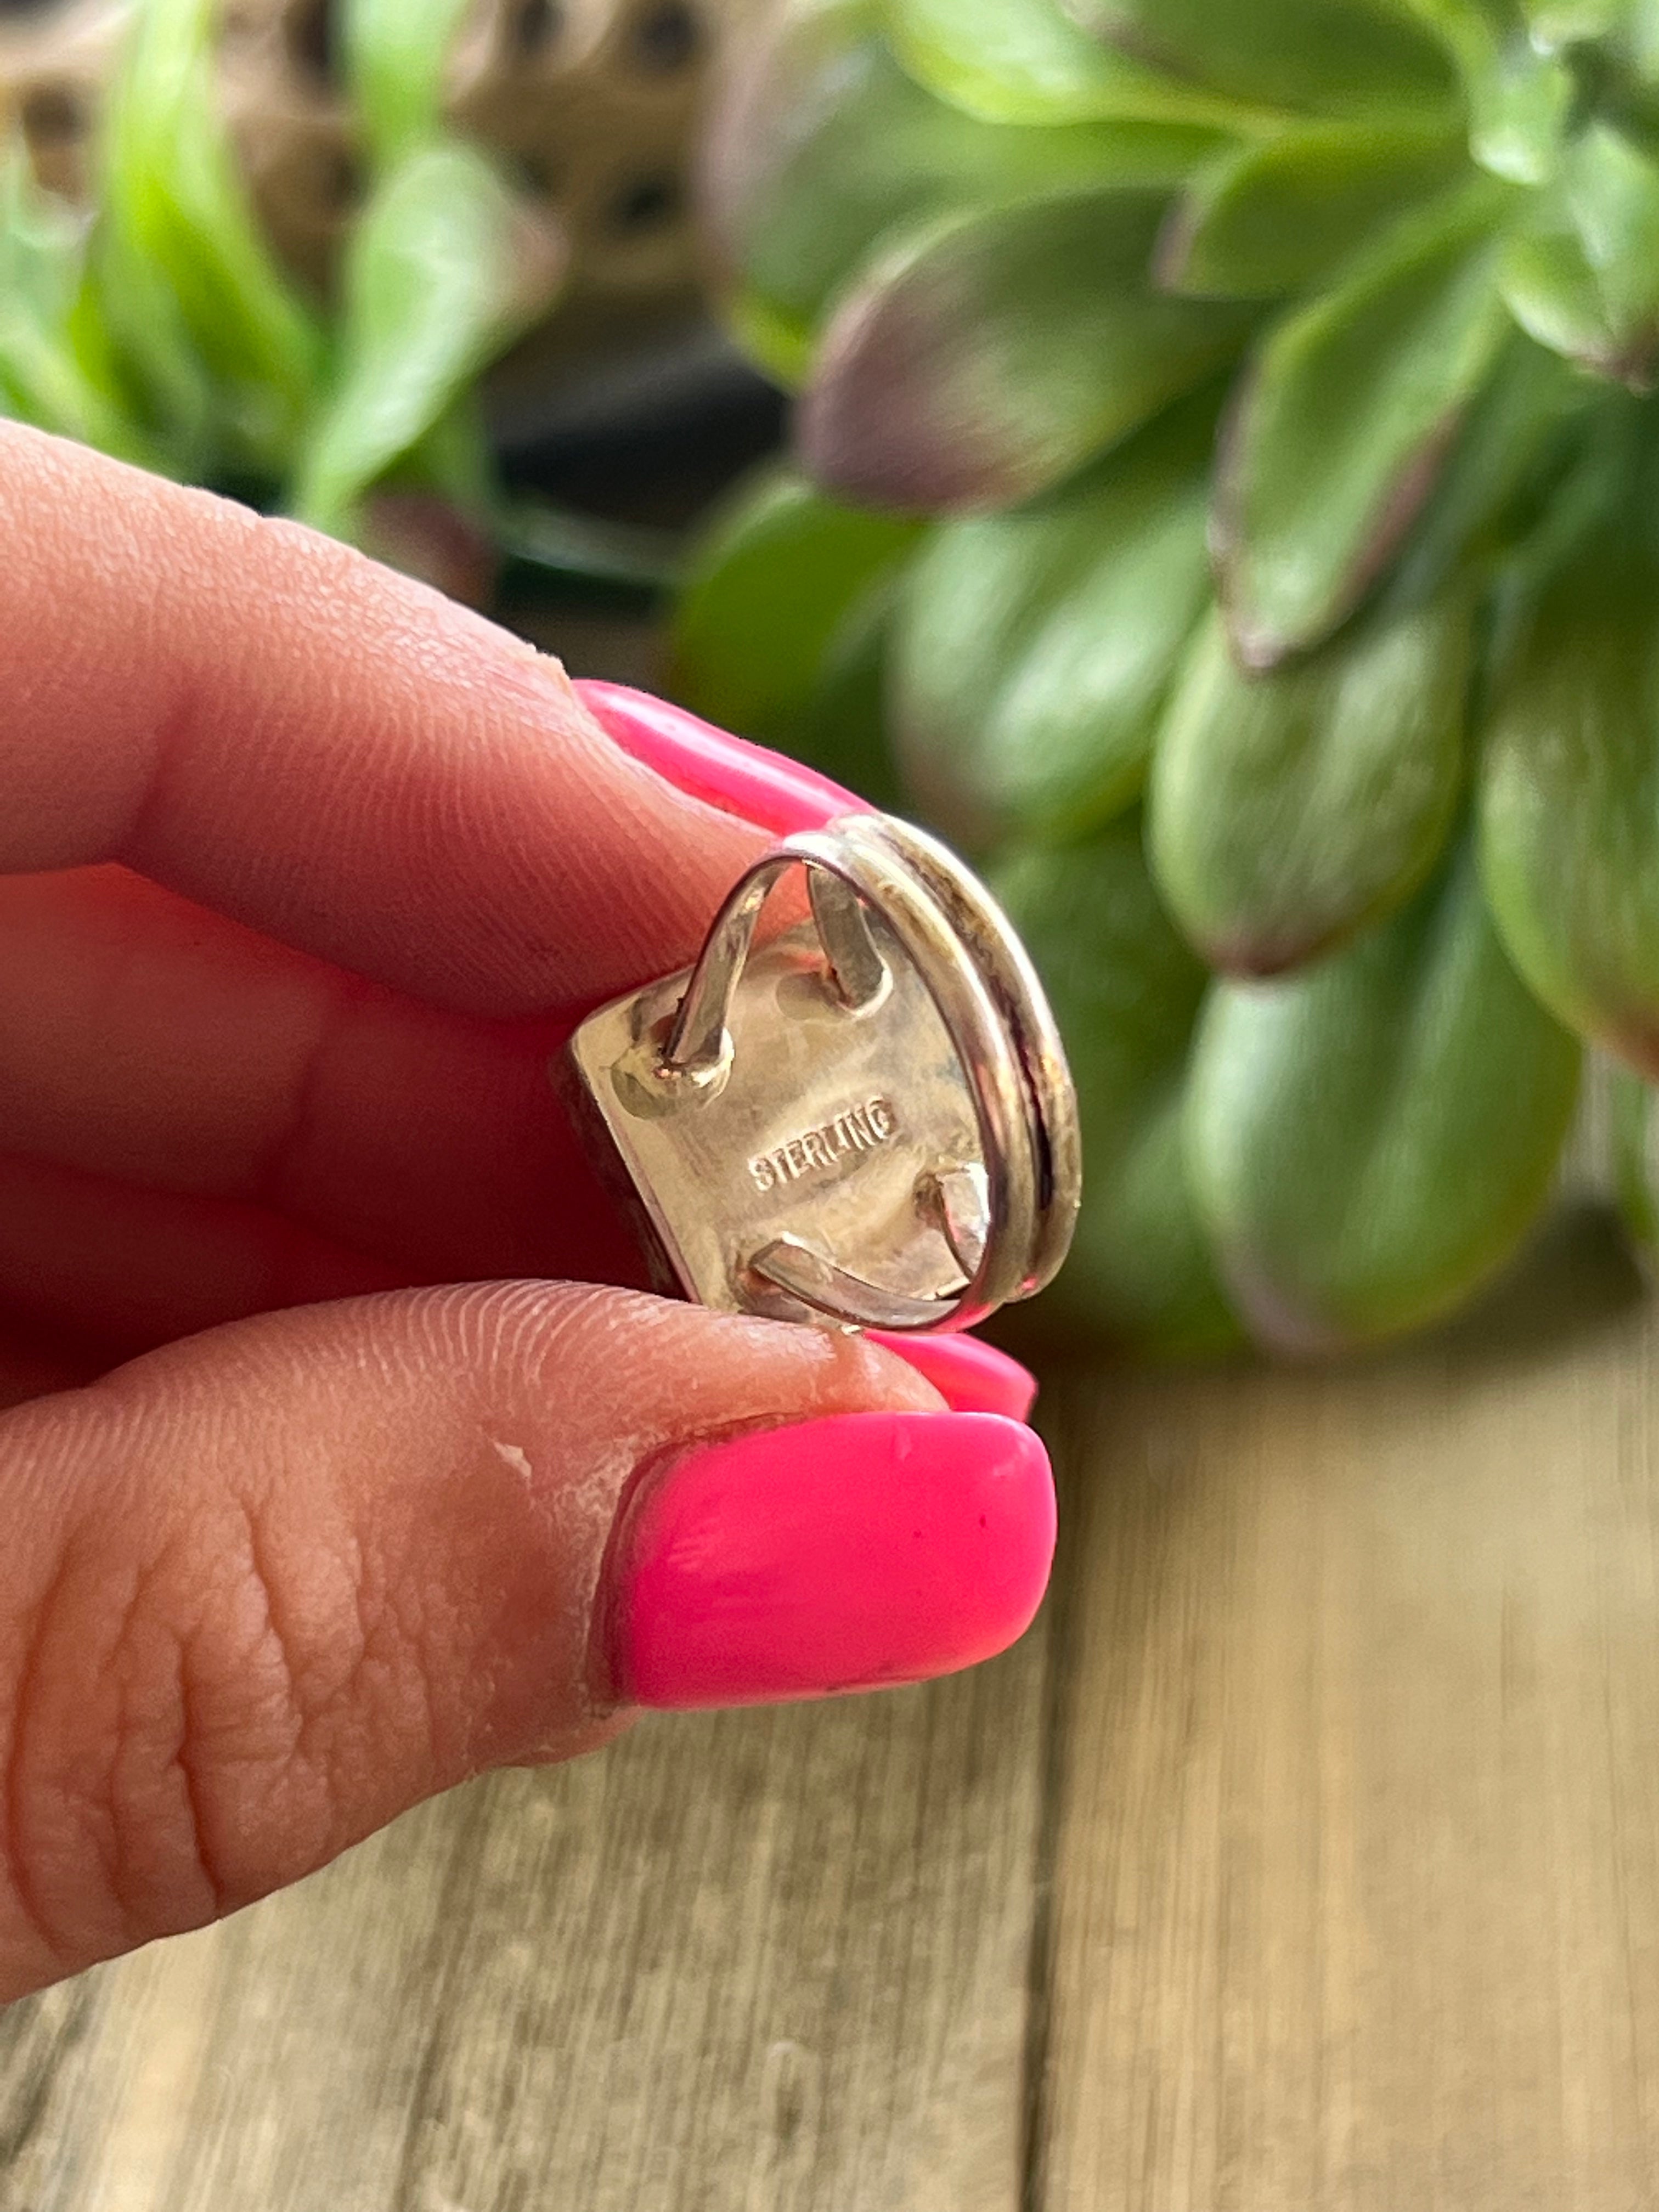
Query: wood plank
[[1, 1630, 1048, 2211], [1034, 1210, 1659, 2212]]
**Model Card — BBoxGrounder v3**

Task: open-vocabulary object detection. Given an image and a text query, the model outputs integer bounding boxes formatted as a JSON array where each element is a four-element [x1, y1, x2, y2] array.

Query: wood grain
[[16, 1209, 1659, 2206], [0, 1635, 1048, 2212], [1032, 1210, 1659, 2212]]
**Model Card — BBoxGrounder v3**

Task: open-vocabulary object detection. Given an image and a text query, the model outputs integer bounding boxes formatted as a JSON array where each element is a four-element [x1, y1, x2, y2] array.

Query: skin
[[0, 425, 946, 2002]]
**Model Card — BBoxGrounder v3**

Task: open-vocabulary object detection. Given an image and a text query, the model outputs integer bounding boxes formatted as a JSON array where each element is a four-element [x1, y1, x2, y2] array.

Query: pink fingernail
[[575, 680, 859, 834], [870, 1332, 1039, 1421], [610, 1412, 1054, 1710]]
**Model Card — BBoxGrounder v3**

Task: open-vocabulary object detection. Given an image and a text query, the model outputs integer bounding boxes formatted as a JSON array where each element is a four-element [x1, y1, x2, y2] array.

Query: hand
[[0, 428, 1054, 2002]]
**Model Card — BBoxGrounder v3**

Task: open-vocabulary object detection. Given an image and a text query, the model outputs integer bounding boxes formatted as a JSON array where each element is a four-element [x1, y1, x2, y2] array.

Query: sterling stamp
[[748, 1097, 899, 1193]]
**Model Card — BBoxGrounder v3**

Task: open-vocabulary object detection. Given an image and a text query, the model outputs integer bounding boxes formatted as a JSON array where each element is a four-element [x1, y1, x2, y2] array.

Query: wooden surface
[[9, 1208, 1659, 2207], [0, 1635, 1048, 2212]]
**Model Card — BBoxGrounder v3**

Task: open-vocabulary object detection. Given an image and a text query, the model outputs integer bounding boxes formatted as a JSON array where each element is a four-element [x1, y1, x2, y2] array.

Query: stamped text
[[749, 1097, 899, 1194]]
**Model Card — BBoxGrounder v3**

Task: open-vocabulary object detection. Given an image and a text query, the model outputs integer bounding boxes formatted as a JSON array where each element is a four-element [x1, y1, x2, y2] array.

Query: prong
[[917, 1164, 990, 1277], [658, 854, 793, 1084], [748, 1234, 964, 1331], [808, 870, 888, 1011]]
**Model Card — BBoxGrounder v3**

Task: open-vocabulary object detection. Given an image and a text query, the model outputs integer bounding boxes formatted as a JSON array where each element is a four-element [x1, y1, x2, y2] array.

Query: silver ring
[[656, 812, 1081, 1333]]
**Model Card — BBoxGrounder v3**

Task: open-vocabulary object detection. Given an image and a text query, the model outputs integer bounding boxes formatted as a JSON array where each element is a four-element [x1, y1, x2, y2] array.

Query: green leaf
[[791, 587, 914, 811], [802, 185, 1254, 510], [1557, 122, 1659, 302], [98, 0, 323, 473], [1499, 126, 1659, 387], [290, 143, 559, 535], [1064, 0, 1457, 119], [1525, 0, 1623, 44], [1186, 839, 1581, 1352], [670, 465, 926, 747], [890, 394, 1214, 844], [1627, 0, 1659, 78], [1149, 591, 1471, 974], [0, 141, 157, 462], [1566, 121, 1659, 375], [887, 0, 1279, 127], [992, 824, 1243, 1356], [1216, 180, 1514, 665], [1408, 0, 1572, 182], [1480, 537, 1659, 1071], [87, 216, 215, 478], [345, 0, 474, 170], [1500, 222, 1636, 376], [1158, 121, 1470, 297], [707, 0, 1222, 382], [727, 292, 816, 388], [1384, 328, 1593, 601], [500, 498, 682, 592], [1467, 32, 1573, 181]]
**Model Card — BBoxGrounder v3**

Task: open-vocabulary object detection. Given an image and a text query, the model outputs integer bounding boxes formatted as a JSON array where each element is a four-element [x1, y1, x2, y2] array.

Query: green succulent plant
[[672, 0, 1659, 1356]]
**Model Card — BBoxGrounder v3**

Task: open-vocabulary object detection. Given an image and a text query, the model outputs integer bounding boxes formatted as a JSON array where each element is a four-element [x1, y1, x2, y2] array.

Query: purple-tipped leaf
[[800, 186, 1253, 512], [701, 0, 1212, 385]]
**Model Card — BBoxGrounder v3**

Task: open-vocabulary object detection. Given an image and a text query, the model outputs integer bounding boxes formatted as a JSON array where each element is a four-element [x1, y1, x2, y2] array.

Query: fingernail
[[611, 1411, 1054, 1710], [575, 679, 860, 834], [870, 1332, 1038, 1421]]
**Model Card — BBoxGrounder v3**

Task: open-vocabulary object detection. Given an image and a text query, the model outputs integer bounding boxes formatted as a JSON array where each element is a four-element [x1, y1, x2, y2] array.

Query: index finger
[[0, 426, 764, 1015]]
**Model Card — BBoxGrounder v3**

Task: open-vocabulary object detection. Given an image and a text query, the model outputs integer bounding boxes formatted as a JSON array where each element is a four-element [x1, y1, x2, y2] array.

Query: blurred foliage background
[[9, 0, 1659, 1358], [0, 0, 769, 592]]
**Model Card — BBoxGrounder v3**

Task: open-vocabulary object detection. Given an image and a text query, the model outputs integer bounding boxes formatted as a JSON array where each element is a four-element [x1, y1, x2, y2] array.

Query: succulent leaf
[[1158, 119, 1470, 297], [993, 825, 1243, 1356], [1061, 0, 1458, 119], [1216, 179, 1515, 664], [1149, 589, 1471, 974], [1480, 531, 1659, 1072], [1500, 221, 1641, 377], [1501, 122, 1659, 385], [1525, 0, 1624, 44], [345, 0, 477, 171], [1568, 122, 1659, 314], [291, 144, 558, 537], [890, 393, 1215, 844], [800, 185, 1255, 510], [1468, 38, 1573, 183], [1385, 329, 1593, 600], [885, 0, 1276, 127], [1186, 838, 1581, 1352], [670, 465, 926, 749], [99, 0, 324, 474], [700, 0, 1206, 385], [0, 142, 155, 465], [791, 588, 914, 811], [1626, 0, 1659, 76], [1408, 0, 1573, 182]]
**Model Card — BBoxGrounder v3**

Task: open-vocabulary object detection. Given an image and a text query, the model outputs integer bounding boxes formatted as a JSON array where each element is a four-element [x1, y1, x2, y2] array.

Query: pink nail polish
[[575, 679, 860, 834], [611, 1412, 1055, 1711], [870, 1332, 1038, 1421]]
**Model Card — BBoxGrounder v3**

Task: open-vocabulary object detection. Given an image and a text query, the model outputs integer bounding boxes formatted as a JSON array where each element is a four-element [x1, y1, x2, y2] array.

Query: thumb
[[0, 1286, 1052, 1998]]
